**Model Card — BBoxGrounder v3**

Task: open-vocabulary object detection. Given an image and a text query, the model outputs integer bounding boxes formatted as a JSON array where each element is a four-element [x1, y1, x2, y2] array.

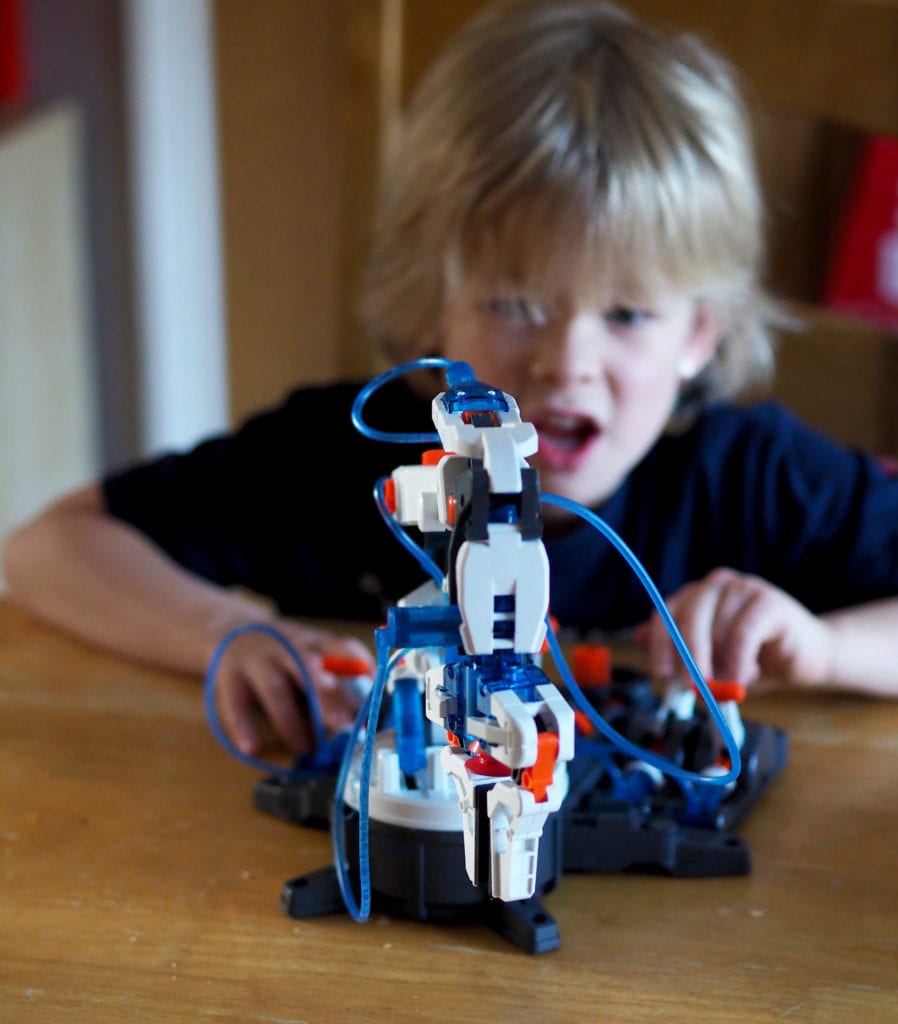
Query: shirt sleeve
[[101, 380, 435, 619], [102, 389, 315, 592], [704, 403, 898, 613]]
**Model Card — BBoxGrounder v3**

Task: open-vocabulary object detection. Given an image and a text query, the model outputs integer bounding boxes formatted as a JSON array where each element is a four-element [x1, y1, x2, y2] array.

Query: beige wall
[[0, 105, 99, 587]]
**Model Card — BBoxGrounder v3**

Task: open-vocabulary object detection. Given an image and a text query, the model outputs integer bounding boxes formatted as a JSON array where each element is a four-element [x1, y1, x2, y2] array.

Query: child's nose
[[529, 314, 604, 384]]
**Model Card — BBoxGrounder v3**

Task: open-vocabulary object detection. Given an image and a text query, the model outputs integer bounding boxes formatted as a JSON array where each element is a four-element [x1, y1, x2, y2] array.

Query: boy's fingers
[[250, 665, 315, 754], [651, 582, 719, 681], [334, 633, 375, 661], [718, 589, 768, 684], [645, 612, 676, 679], [214, 625, 376, 757], [218, 678, 263, 756]]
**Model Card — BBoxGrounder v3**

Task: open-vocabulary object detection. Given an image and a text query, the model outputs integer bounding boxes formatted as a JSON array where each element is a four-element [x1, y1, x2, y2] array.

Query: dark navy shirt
[[103, 379, 898, 634]]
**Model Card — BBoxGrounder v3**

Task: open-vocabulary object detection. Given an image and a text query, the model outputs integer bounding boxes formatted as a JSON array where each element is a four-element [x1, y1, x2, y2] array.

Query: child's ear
[[679, 301, 722, 380]]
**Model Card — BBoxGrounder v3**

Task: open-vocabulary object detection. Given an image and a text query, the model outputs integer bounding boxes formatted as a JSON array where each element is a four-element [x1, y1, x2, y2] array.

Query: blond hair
[[361, 0, 778, 406]]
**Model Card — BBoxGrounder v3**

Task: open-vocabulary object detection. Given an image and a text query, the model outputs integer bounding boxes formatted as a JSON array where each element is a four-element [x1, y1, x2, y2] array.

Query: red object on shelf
[[822, 136, 898, 333], [0, 0, 27, 104]]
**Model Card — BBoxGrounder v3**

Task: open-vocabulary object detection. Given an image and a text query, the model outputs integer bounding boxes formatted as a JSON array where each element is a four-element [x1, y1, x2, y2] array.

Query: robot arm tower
[[385, 368, 574, 900]]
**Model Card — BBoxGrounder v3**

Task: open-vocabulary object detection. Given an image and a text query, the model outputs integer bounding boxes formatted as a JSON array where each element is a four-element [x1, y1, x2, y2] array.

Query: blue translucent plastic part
[[393, 675, 427, 777], [440, 378, 509, 415]]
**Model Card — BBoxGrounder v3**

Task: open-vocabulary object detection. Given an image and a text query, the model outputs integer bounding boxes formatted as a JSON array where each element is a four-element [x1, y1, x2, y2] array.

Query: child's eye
[[605, 305, 650, 329], [482, 297, 552, 326]]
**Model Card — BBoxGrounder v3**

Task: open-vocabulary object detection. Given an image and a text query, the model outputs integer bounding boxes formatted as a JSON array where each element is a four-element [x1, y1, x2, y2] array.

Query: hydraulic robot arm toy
[[207, 358, 784, 954], [373, 359, 575, 903]]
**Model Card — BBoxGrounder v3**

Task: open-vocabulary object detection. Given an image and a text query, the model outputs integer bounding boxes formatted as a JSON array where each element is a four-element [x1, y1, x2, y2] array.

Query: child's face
[[439, 280, 720, 514]]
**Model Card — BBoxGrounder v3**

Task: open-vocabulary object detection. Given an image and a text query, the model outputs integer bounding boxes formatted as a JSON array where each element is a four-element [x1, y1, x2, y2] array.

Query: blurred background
[[1, 0, 897, 579]]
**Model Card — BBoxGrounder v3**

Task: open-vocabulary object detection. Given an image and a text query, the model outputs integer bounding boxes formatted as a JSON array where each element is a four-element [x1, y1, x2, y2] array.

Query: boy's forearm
[[821, 598, 898, 697], [2, 487, 271, 675]]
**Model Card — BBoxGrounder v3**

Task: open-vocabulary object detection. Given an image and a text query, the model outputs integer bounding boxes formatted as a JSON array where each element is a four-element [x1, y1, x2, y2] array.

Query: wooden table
[[2, 601, 897, 1023]]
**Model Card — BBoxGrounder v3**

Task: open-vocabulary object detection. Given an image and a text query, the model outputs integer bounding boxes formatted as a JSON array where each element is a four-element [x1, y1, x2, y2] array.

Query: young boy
[[5, 0, 898, 761]]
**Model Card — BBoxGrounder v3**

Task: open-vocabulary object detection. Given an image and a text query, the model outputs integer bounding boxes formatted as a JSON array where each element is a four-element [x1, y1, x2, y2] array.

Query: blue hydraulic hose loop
[[357, 355, 495, 588], [351, 357, 476, 444], [541, 492, 742, 786], [331, 641, 407, 922], [373, 476, 444, 587], [204, 621, 329, 777]]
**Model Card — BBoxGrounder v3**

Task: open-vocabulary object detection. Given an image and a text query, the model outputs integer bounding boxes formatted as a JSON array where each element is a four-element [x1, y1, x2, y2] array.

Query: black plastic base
[[562, 719, 789, 877], [254, 670, 789, 952], [254, 771, 334, 830], [255, 717, 789, 881], [281, 807, 562, 954]]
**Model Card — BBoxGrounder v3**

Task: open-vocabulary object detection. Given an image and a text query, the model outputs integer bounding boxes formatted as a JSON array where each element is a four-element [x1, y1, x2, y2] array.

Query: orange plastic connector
[[421, 449, 446, 466], [446, 493, 457, 526], [322, 654, 371, 676], [383, 477, 397, 514], [520, 732, 560, 803], [572, 644, 611, 688], [697, 680, 747, 704], [573, 710, 596, 737]]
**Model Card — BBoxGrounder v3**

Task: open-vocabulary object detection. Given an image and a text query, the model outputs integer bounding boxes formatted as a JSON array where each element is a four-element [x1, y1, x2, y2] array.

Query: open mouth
[[532, 411, 601, 470]]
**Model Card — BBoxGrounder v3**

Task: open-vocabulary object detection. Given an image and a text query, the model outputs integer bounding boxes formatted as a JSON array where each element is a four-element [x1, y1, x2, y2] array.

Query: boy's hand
[[210, 619, 375, 757], [640, 567, 834, 689]]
